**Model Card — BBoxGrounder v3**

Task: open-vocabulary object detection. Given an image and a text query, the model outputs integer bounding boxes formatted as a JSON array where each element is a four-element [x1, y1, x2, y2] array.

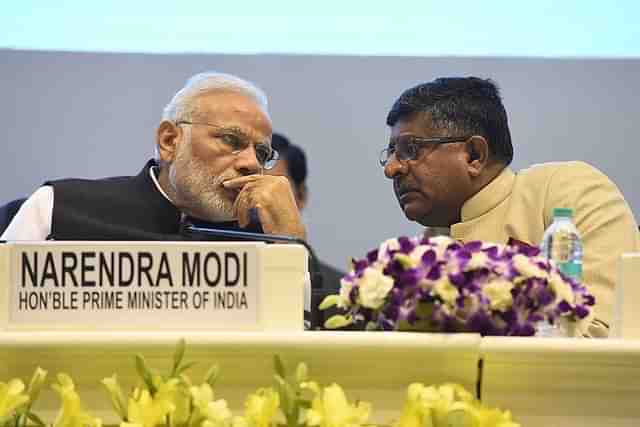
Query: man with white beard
[[1, 72, 305, 241]]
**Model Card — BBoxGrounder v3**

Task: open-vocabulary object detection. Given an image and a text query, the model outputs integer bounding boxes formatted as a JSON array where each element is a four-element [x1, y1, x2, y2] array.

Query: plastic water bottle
[[537, 208, 583, 337], [540, 208, 583, 281]]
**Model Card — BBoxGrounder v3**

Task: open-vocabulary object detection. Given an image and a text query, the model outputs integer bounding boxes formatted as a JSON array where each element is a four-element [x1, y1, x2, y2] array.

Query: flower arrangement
[[0, 340, 520, 427], [320, 236, 595, 336]]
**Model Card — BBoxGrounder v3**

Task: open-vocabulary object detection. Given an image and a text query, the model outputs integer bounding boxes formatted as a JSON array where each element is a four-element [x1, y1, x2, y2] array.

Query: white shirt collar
[[149, 165, 174, 204]]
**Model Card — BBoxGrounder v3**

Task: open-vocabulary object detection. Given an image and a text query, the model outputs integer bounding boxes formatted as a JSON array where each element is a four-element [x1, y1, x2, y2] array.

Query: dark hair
[[386, 77, 513, 165], [271, 133, 307, 186]]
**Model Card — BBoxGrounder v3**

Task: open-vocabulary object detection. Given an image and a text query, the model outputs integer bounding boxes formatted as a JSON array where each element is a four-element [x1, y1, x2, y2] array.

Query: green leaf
[[365, 321, 378, 331], [274, 355, 286, 379], [0, 415, 14, 427], [135, 354, 157, 394], [393, 253, 413, 269], [176, 361, 198, 376], [295, 363, 308, 384], [274, 374, 291, 416], [172, 339, 186, 376], [297, 399, 312, 409], [318, 294, 340, 310], [204, 365, 220, 387], [25, 412, 46, 427], [324, 315, 353, 329]]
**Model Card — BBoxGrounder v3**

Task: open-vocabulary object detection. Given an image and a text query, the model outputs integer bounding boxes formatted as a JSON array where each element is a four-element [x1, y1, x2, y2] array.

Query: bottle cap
[[553, 207, 573, 218]]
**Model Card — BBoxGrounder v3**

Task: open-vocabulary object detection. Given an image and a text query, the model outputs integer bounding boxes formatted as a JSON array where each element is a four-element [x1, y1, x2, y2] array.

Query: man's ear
[[466, 136, 490, 177], [156, 120, 180, 162], [295, 183, 308, 211]]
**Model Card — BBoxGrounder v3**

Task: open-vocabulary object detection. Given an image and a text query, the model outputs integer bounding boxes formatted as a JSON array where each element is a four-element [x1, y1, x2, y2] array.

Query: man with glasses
[[382, 76, 639, 336], [1, 72, 305, 241]]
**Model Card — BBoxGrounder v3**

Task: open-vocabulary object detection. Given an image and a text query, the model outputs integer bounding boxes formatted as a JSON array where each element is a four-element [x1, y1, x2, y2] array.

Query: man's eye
[[405, 142, 419, 156], [255, 145, 271, 162], [220, 134, 244, 150]]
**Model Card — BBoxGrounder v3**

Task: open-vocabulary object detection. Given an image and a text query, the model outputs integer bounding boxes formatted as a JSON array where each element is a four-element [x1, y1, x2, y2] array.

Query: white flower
[[377, 238, 401, 261], [465, 251, 489, 271], [433, 277, 459, 306], [337, 279, 354, 309], [482, 278, 514, 312], [357, 267, 394, 309], [512, 254, 548, 280], [394, 253, 416, 269], [548, 271, 575, 304], [429, 236, 455, 259], [409, 245, 430, 265]]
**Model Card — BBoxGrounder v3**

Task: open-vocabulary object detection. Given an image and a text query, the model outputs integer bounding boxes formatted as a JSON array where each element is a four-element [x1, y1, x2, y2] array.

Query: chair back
[[0, 198, 26, 235]]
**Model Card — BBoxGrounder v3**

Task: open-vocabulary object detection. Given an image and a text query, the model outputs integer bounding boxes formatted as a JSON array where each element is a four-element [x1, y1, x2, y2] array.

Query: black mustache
[[394, 180, 417, 195]]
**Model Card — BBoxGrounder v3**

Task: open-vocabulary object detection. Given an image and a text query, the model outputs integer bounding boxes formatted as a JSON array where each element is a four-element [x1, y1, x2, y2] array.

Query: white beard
[[169, 131, 236, 221]]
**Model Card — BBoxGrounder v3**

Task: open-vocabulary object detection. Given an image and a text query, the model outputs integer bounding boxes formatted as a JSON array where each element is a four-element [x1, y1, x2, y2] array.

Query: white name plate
[[0, 241, 306, 331], [611, 252, 640, 339]]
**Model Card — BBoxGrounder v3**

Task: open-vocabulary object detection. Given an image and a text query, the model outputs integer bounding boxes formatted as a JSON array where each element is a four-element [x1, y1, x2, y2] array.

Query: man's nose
[[383, 155, 407, 179], [235, 145, 261, 175]]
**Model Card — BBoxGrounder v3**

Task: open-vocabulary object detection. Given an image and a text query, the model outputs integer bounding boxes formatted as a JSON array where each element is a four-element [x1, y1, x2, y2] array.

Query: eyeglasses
[[176, 121, 279, 170], [379, 135, 471, 167]]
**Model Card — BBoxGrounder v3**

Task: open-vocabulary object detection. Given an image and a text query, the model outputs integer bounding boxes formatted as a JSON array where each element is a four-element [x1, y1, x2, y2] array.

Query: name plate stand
[[0, 241, 306, 331]]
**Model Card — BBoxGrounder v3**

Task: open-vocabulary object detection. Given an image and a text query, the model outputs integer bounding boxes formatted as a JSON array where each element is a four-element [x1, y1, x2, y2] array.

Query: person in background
[[381, 76, 640, 336], [1, 72, 305, 242], [266, 133, 346, 293]]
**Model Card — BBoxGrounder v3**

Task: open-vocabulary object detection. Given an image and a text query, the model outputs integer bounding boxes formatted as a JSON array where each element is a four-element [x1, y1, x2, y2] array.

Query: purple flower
[[349, 285, 359, 305], [387, 259, 406, 276], [557, 300, 572, 314], [398, 236, 416, 254], [383, 304, 400, 322], [421, 249, 437, 267], [378, 317, 395, 331], [397, 269, 422, 288], [389, 288, 404, 305], [455, 250, 473, 269], [537, 288, 555, 306], [352, 259, 368, 275], [466, 310, 503, 336], [426, 264, 442, 281], [463, 241, 483, 252], [483, 246, 501, 260], [536, 261, 552, 272], [446, 242, 463, 252], [512, 322, 536, 336], [448, 272, 468, 287], [574, 305, 590, 319], [325, 234, 593, 336]]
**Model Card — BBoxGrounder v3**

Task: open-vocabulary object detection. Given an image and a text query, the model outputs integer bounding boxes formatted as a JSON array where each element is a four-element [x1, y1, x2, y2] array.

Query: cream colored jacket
[[450, 161, 640, 332]]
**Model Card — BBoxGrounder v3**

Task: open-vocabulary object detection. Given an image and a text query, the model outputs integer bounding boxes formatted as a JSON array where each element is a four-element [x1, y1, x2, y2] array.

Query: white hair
[[162, 71, 269, 122], [156, 72, 270, 159]]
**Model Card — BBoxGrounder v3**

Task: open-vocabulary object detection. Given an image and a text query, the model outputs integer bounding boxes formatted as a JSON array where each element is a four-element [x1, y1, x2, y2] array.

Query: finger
[[222, 175, 262, 189], [233, 188, 252, 227], [255, 204, 277, 234]]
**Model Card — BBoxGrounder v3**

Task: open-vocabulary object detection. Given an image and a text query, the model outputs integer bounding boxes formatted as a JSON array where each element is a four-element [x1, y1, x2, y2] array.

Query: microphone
[[179, 221, 326, 330]]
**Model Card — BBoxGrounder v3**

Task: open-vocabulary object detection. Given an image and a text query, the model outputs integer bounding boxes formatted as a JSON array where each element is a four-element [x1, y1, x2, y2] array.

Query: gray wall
[[1, 49, 638, 270]]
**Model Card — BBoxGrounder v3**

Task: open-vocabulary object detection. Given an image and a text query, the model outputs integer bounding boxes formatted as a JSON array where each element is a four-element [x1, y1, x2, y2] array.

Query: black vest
[[46, 160, 259, 240], [47, 160, 342, 329]]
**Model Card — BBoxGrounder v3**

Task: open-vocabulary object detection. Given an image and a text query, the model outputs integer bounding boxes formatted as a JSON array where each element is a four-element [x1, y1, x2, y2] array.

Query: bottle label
[[559, 262, 582, 281]]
